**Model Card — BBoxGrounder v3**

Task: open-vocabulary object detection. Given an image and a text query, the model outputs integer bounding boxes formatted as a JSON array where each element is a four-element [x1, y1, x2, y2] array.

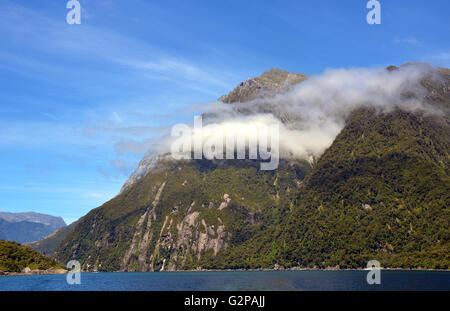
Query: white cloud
[[151, 63, 438, 162]]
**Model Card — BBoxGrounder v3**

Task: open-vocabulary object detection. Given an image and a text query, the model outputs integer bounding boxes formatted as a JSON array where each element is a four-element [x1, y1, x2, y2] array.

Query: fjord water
[[0, 271, 449, 291]]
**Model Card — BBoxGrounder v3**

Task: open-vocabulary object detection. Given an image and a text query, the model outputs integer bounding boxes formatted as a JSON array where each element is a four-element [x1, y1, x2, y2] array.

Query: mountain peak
[[260, 67, 291, 78], [219, 68, 307, 103]]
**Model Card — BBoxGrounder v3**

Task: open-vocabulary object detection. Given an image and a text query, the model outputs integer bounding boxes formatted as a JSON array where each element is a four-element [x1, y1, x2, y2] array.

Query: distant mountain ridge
[[0, 212, 66, 243], [0, 212, 66, 230]]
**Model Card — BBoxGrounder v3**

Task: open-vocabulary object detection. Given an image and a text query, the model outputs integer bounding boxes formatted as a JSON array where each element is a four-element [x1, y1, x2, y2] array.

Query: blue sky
[[0, 0, 449, 224]]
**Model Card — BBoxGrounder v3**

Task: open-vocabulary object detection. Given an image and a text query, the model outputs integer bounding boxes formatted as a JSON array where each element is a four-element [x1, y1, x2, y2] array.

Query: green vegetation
[[28, 221, 78, 256], [212, 108, 449, 269], [0, 239, 62, 272]]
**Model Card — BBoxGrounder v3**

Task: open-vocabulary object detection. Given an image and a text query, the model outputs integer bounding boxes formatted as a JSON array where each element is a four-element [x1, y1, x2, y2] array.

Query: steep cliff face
[[55, 159, 308, 271], [53, 64, 450, 271]]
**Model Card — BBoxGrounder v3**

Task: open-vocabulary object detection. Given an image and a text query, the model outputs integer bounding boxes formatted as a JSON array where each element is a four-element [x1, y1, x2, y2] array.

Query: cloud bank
[[150, 63, 439, 164]]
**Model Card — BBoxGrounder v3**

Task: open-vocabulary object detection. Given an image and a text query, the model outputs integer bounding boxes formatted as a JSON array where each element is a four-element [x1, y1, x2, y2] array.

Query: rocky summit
[[219, 68, 307, 103]]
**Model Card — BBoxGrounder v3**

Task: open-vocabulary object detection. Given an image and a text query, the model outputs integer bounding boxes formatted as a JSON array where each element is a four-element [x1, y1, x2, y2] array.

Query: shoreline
[[100, 267, 450, 273], [2, 268, 448, 276], [0, 269, 67, 277]]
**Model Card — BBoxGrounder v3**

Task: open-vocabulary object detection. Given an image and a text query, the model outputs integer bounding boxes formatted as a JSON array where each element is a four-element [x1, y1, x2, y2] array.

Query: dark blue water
[[0, 271, 448, 291]]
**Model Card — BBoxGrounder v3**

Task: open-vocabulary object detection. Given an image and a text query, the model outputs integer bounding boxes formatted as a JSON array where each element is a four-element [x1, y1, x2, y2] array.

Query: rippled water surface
[[0, 270, 449, 291]]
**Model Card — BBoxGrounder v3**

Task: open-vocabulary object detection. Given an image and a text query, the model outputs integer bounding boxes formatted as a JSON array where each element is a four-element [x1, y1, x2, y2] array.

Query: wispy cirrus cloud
[[0, 0, 243, 185], [116, 58, 232, 91], [0, 1, 238, 96], [394, 37, 419, 45]]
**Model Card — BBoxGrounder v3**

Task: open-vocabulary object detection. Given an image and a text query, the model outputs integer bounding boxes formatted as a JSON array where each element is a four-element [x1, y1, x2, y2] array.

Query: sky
[[0, 0, 449, 224]]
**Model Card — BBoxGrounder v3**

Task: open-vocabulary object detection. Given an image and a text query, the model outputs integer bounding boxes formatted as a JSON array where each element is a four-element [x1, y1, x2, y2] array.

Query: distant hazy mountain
[[0, 212, 66, 243], [0, 212, 66, 231]]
